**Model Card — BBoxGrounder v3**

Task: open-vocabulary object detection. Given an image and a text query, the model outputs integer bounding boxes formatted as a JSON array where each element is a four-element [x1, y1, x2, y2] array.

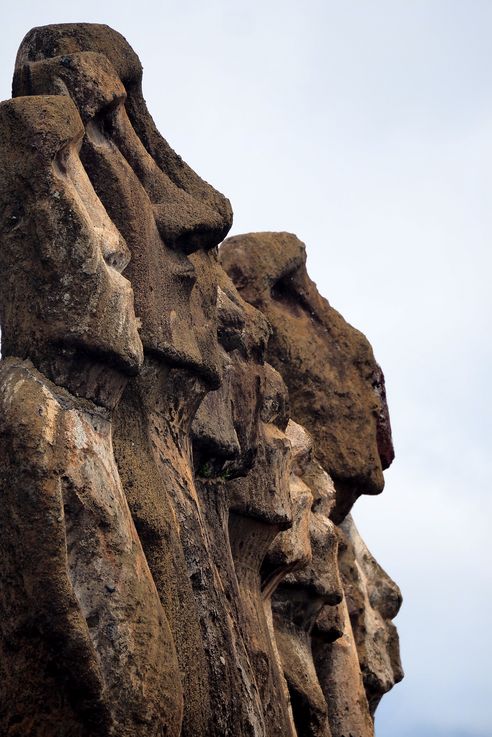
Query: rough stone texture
[[264, 421, 343, 737], [13, 24, 232, 246], [220, 232, 395, 523], [0, 95, 142, 396], [0, 23, 403, 737], [308, 518, 403, 737], [313, 598, 375, 737], [0, 95, 181, 736], [193, 270, 297, 737], [338, 516, 404, 716], [11, 25, 259, 737], [13, 41, 228, 385]]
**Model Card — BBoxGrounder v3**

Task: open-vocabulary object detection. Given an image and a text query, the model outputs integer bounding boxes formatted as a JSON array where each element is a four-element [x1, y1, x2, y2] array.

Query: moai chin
[[0, 95, 182, 737]]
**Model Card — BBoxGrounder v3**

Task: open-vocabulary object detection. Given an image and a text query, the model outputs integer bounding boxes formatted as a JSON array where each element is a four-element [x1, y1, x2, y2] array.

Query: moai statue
[[220, 232, 394, 523], [0, 96, 182, 737], [13, 24, 270, 737], [192, 270, 297, 737], [311, 515, 402, 737], [338, 515, 404, 715], [221, 231, 402, 730], [263, 421, 343, 737]]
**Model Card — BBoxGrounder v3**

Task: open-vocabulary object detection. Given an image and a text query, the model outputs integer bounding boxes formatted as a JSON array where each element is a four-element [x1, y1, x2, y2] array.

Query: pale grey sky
[[1, 3, 491, 736]]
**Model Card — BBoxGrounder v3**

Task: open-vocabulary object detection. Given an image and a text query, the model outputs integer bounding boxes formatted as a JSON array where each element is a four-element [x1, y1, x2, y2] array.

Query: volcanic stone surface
[[0, 24, 403, 737]]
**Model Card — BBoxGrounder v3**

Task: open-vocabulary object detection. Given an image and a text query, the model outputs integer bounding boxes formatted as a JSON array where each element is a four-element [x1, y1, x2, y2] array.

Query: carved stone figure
[[338, 515, 404, 715], [309, 518, 402, 737], [0, 24, 404, 737], [220, 232, 394, 523], [0, 95, 182, 737], [221, 230, 403, 734], [12, 23, 271, 737], [192, 270, 297, 737], [264, 421, 343, 737]]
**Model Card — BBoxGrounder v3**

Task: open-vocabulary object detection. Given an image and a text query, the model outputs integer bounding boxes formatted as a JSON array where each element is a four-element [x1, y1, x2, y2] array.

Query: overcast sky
[[1, 3, 491, 736]]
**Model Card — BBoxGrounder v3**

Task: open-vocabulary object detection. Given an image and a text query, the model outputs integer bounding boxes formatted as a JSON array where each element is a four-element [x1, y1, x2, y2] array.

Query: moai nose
[[152, 195, 231, 255]]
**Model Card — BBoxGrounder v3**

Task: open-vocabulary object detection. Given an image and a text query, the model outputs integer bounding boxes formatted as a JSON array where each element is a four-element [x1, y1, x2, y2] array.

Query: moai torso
[[0, 358, 182, 737]]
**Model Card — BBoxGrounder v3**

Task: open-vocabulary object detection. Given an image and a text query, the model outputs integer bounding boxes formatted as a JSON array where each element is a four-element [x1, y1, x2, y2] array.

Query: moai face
[[262, 421, 314, 597], [221, 232, 394, 522], [0, 96, 143, 386], [338, 515, 403, 715], [14, 25, 233, 386], [226, 361, 292, 527], [193, 272, 269, 478], [264, 421, 343, 626], [193, 271, 292, 528], [262, 422, 343, 737]]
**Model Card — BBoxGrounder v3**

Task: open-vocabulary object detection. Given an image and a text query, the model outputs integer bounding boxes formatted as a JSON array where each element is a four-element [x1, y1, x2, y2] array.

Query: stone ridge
[[0, 23, 402, 737]]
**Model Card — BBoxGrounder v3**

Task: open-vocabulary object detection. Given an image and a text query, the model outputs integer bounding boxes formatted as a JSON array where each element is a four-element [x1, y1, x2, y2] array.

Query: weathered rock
[[220, 232, 394, 523], [0, 95, 142, 400], [310, 517, 403, 736], [13, 23, 232, 244], [264, 421, 343, 737], [11, 33, 212, 737], [313, 599, 375, 737], [0, 24, 404, 737], [13, 42, 227, 384], [12, 25, 276, 737], [193, 270, 297, 737], [222, 231, 403, 731], [0, 96, 181, 736], [338, 515, 404, 715]]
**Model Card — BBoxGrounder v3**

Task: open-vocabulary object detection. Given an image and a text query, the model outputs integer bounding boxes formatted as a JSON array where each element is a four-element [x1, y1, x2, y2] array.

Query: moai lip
[[220, 231, 395, 523]]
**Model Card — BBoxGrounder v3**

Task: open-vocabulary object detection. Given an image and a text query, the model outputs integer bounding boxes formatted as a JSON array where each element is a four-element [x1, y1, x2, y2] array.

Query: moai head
[[221, 232, 394, 522], [338, 515, 403, 715], [263, 421, 343, 619], [14, 24, 233, 386], [262, 421, 343, 737], [0, 95, 143, 405]]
